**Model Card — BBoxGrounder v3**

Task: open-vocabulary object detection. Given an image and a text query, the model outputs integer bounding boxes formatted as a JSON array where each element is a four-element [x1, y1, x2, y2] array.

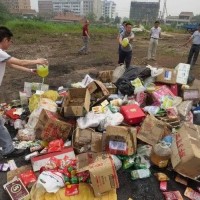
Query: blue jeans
[[0, 116, 14, 155], [187, 44, 200, 66]]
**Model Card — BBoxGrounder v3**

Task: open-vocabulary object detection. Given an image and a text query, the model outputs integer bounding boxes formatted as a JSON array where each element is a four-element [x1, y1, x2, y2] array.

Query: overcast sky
[[31, 0, 200, 17]]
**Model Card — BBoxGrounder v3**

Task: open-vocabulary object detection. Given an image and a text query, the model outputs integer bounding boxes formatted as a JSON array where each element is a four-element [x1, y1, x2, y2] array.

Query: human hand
[[30, 68, 37, 74], [36, 58, 48, 65]]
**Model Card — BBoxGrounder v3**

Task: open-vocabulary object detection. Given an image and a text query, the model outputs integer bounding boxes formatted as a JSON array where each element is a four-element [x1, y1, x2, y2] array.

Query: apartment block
[[102, 0, 116, 19]]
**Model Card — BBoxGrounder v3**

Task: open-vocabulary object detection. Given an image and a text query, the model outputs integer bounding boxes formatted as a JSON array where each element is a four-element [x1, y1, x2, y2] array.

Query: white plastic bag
[[37, 171, 64, 193], [111, 155, 122, 171], [77, 112, 105, 129], [112, 65, 126, 83]]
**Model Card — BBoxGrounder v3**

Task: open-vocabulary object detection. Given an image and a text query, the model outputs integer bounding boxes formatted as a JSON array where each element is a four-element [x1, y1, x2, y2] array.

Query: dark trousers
[[187, 44, 200, 66], [118, 49, 132, 68]]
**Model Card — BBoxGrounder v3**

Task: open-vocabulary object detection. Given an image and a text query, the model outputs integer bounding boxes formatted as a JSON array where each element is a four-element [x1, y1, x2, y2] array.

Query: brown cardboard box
[[35, 109, 72, 142], [73, 127, 102, 153], [171, 123, 200, 180], [137, 115, 168, 146], [156, 68, 177, 84], [77, 153, 119, 197], [97, 70, 114, 83], [87, 80, 110, 107], [61, 88, 90, 117], [103, 83, 118, 94], [105, 126, 137, 156]]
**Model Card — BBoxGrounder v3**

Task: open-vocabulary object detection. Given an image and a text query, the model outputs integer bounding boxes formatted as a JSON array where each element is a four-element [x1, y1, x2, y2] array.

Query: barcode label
[[109, 141, 127, 151]]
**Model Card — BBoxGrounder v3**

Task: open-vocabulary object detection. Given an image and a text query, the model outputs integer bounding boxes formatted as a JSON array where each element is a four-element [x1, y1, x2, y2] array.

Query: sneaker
[[3, 149, 26, 158], [151, 68, 164, 77]]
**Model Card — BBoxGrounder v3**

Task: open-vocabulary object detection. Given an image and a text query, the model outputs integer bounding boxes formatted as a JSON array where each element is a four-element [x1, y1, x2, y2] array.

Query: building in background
[[1, 0, 36, 16], [166, 12, 194, 27], [130, 0, 160, 23], [38, 0, 53, 18], [102, 0, 116, 19]]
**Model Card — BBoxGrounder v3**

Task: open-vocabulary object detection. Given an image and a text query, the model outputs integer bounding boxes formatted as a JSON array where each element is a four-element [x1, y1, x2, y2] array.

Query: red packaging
[[65, 184, 79, 196], [170, 84, 178, 96], [120, 104, 145, 125], [163, 191, 183, 200], [160, 181, 167, 191], [19, 170, 37, 188], [5, 109, 20, 120], [135, 92, 147, 107], [48, 139, 64, 153], [184, 187, 200, 200]]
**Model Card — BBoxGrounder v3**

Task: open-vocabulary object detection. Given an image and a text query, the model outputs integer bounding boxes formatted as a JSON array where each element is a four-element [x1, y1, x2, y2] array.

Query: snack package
[[131, 169, 151, 180], [175, 175, 188, 186], [160, 181, 167, 191], [19, 170, 37, 188], [163, 191, 183, 200], [154, 173, 169, 182], [184, 187, 200, 200], [48, 139, 64, 153]]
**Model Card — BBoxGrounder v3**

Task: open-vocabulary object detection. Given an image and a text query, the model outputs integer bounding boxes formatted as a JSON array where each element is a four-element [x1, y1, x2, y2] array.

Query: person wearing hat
[[0, 26, 48, 158], [183, 24, 200, 67], [118, 22, 135, 68], [78, 19, 90, 55], [147, 21, 161, 61]]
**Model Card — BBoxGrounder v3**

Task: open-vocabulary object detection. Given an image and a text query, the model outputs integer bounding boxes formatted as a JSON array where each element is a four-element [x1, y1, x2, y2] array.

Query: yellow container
[[37, 65, 49, 78]]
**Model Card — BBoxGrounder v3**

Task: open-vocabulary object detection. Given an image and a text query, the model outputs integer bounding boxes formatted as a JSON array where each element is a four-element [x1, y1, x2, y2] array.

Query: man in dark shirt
[[78, 20, 90, 55]]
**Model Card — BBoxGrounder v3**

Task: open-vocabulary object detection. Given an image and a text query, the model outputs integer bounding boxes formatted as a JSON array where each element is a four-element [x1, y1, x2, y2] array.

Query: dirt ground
[[0, 31, 200, 103], [1, 31, 200, 200]]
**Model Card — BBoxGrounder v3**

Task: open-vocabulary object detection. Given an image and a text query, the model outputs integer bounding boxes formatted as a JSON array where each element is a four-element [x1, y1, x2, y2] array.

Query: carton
[[35, 109, 72, 142], [183, 89, 199, 103], [3, 177, 30, 200], [105, 126, 137, 156], [175, 63, 191, 85], [87, 80, 109, 107], [61, 88, 90, 117], [77, 153, 119, 196], [171, 123, 200, 180], [137, 115, 168, 146], [97, 70, 113, 83], [31, 147, 75, 171], [156, 68, 177, 84], [73, 127, 102, 153], [103, 83, 117, 94]]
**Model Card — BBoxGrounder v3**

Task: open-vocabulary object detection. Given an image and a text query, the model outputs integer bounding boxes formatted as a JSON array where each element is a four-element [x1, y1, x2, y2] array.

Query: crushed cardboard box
[[105, 126, 137, 156], [35, 109, 72, 142], [61, 88, 91, 117], [77, 153, 119, 197], [171, 123, 200, 180], [156, 68, 177, 84]]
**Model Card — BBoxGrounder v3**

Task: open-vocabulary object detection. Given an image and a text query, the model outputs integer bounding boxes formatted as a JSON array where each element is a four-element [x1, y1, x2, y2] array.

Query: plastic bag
[[111, 155, 122, 171], [37, 171, 65, 193], [112, 64, 126, 83], [17, 128, 36, 141], [41, 90, 59, 102], [131, 78, 146, 94], [48, 139, 64, 153], [77, 112, 105, 129]]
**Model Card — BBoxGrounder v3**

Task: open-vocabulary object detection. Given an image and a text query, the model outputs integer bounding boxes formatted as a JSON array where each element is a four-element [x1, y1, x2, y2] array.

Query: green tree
[[191, 15, 200, 23], [0, 2, 10, 22], [99, 16, 104, 21], [105, 16, 110, 23], [86, 12, 97, 22]]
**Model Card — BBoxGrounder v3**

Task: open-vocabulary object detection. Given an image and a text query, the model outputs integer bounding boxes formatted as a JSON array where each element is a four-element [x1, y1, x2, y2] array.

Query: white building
[[102, 0, 116, 19]]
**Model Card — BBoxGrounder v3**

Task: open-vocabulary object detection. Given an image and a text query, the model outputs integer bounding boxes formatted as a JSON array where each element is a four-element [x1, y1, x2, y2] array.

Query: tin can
[[25, 151, 39, 161]]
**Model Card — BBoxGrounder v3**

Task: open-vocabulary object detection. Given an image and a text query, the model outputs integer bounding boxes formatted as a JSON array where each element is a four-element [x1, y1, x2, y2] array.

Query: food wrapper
[[163, 191, 183, 200], [184, 187, 200, 200], [65, 184, 79, 196], [154, 173, 169, 181], [41, 90, 59, 102], [19, 170, 37, 188], [48, 139, 64, 153], [175, 175, 187, 186]]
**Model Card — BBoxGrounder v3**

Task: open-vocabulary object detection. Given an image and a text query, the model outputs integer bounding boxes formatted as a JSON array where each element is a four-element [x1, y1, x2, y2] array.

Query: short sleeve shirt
[[82, 24, 88, 36], [0, 49, 11, 86], [120, 31, 135, 52], [150, 27, 161, 39], [191, 30, 200, 45]]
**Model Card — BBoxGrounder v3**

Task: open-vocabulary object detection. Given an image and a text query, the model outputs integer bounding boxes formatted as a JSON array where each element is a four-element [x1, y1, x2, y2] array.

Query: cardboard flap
[[84, 89, 91, 112]]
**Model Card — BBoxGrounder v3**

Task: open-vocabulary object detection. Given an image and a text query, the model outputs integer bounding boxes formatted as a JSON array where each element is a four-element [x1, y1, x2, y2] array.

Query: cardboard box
[[3, 177, 30, 200], [175, 63, 191, 85], [77, 153, 119, 196], [97, 70, 114, 83], [35, 109, 72, 142], [120, 104, 145, 125], [31, 147, 75, 171], [137, 115, 168, 146], [87, 80, 109, 107], [103, 83, 117, 94], [105, 126, 137, 156], [62, 88, 90, 117], [171, 123, 200, 180], [156, 68, 177, 84], [183, 89, 199, 102], [73, 127, 102, 153]]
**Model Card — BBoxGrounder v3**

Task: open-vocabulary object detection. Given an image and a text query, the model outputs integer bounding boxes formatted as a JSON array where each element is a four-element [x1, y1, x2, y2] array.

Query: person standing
[[0, 26, 48, 158], [78, 20, 90, 55], [118, 22, 135, 68], [183, 24, 200, 67], [118, 21, 127, 54], [147, 21, 161, 61]]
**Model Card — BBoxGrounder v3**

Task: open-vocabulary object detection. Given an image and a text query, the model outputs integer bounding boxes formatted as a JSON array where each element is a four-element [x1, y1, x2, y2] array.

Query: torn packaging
[[105, 126, 137, 156], [35, 109, 72, 142], [77, 153, 119, 197], [171, 123, 200, 180]]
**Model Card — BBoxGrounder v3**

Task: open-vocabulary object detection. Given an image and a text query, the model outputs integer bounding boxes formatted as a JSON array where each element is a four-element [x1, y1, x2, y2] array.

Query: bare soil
[[0, 31, 199, 102]]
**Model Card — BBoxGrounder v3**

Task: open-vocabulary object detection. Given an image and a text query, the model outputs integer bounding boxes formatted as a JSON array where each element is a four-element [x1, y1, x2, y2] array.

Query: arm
[[119, 34, 123, 45], [183, 36, 193, 46], [128, 33, 135, 41], [6, 57, 48, 67], [7, 63, 36, 73], [85, 30, 90, 38]]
